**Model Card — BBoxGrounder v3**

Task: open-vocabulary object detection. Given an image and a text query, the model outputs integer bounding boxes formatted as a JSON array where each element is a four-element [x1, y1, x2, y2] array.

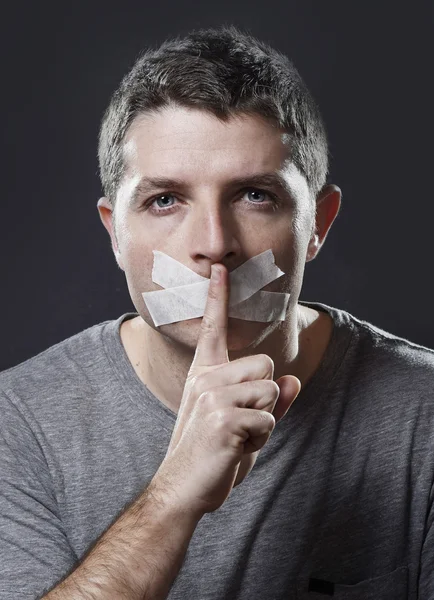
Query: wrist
[[147, 471, 204, 527]]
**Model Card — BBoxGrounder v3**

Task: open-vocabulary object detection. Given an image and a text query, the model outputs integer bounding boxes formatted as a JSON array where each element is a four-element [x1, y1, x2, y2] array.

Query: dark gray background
[[1, 1, 433, 371]]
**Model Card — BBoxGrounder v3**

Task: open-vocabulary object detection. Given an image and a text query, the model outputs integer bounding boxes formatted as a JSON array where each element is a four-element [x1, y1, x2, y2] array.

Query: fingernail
[[211, 265, 221, 282]]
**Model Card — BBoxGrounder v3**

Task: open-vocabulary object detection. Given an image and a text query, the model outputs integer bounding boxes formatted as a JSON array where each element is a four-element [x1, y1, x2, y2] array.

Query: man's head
[[97, 26, 341, 353]]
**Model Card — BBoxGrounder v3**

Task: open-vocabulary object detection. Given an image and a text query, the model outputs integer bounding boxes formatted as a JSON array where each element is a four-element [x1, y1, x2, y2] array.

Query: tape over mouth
[[142, 249, 290, 326]]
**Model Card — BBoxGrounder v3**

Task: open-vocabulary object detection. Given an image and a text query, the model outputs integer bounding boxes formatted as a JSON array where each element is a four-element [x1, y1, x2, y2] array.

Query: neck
[[120, 304, 332, 414]]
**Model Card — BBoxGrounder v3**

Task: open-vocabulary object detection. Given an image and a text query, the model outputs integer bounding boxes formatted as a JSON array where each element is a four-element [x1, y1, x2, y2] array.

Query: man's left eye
[[245, 189, 267, 203]]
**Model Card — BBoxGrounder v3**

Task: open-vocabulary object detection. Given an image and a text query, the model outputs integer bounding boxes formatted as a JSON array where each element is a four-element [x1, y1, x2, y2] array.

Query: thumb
[[273, 375, 301, 422]]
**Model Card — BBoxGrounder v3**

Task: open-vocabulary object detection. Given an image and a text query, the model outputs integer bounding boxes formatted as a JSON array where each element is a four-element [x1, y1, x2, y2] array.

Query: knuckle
[[206, 284, 219, 302], [257, 410, 275, 429], [197, 389, 223, 412], [200, 315, 220, 338], [197, 390, 215, 408], [270, 381, 280, 399], [191, 372, 208, 396], [201, 314, 226, 338], [213, 408, 232, 430], [267, 380, 280, 399], [259, 354, 274, 375]]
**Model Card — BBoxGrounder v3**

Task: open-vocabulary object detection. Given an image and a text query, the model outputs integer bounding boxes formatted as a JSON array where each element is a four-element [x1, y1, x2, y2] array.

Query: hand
[[153, 263, 301, 517]]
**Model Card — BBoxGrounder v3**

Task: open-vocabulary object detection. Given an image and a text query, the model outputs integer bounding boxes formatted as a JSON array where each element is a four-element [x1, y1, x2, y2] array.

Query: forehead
[[122, 106, 294, 185]]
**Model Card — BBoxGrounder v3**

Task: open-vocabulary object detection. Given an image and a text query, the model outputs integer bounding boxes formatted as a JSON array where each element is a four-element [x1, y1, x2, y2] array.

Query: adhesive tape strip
[[142, 249, 290, 326], [151, 249, 284, 306]]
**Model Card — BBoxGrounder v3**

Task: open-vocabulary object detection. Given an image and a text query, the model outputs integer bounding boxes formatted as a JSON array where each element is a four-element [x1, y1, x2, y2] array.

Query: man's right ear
[[97, 197, 124, 271]]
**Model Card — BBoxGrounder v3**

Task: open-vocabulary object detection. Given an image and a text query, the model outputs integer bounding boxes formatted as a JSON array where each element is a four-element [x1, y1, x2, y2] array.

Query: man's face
[[101, 106, 316, 352]]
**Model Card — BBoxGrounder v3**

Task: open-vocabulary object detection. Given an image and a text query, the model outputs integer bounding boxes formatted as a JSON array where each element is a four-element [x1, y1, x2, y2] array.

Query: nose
[[185, 200, 240, 267]]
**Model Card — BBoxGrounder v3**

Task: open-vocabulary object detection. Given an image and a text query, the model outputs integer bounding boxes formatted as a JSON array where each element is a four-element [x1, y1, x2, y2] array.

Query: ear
[[306, 184, 342, 262], [97, 197, 124, 270]]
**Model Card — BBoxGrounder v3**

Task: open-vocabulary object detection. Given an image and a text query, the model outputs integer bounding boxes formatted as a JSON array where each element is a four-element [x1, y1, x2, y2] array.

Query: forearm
[[43, 479, 200, 600]]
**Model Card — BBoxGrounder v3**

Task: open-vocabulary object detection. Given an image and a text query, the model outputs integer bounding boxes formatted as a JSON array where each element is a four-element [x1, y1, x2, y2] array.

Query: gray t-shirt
[[1, 302, 434, 599]]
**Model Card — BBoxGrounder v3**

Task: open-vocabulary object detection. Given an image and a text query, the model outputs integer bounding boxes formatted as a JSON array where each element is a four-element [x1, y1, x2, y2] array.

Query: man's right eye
[[144, 193, 180, 215], [153, 194, 177, 208]]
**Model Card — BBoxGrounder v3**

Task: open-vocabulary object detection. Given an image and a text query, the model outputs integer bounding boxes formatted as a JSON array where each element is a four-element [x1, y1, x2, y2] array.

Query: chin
[[227, 318, 275, 351], [157, 316, 278, 354]]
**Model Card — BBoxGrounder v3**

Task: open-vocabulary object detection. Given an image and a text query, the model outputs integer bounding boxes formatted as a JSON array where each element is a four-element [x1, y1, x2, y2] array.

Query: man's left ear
[[306, 184, 342, 262]]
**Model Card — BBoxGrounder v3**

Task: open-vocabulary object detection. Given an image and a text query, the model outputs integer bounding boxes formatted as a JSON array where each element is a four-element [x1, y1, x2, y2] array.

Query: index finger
[[191, 263, 230, 368]]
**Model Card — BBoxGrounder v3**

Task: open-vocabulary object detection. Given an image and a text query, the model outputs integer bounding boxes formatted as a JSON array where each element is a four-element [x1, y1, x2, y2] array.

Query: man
[[1, 26, 433, 600]]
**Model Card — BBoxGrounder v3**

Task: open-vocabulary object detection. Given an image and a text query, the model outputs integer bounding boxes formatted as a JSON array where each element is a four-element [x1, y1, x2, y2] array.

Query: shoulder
[[306, 301, 434, 393], [350, 312, 434, 378], [0, 316, 121, 417], [328, 306, 434, 408]]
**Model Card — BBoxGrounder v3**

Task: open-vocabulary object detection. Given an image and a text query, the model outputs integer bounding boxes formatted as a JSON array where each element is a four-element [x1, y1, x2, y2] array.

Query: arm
[[43, 478, 200, 600], [0, 390, 198, 600], [0, 391, 79, 600]]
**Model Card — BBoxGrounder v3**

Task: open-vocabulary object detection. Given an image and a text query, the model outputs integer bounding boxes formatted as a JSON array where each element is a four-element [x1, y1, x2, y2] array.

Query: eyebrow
[[128, 172, 294, 207]]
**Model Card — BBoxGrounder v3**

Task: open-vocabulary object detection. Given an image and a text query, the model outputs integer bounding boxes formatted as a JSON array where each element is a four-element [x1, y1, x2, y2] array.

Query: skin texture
[[98, 106, 341, 413]]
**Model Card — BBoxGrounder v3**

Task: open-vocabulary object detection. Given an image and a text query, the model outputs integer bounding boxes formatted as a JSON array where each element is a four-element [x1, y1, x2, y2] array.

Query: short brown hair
[[98, 26, 329, 205]]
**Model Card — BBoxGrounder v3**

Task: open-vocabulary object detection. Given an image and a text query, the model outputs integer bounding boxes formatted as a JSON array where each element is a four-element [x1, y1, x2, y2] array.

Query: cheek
[[271, 219, 313, 288], [236, 213, 292, 252], [117, 235, 154, 290], [116, 214, 152, 266]]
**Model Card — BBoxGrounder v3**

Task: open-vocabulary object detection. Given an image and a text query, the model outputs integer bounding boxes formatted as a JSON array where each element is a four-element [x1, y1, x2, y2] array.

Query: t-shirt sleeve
[[0, 391, 78, 599]]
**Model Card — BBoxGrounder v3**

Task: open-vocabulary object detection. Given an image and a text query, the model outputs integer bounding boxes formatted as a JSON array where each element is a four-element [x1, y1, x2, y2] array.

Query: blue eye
[[154, 194, 176, 208], [246, 189, 267, 203]]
